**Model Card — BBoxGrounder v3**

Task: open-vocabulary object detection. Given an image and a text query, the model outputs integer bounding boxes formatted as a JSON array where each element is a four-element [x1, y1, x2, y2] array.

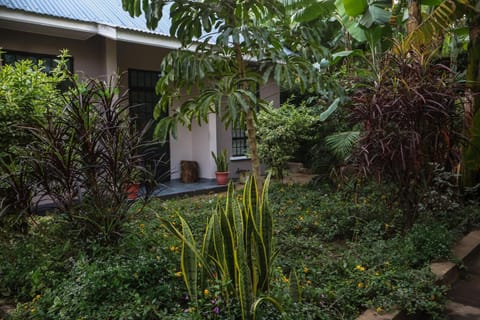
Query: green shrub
[[12, 253, 183, 320], [257, 103, 317, 178], [0, 217, 76, 301], [0, 51, 70, 231], [0, 53, 67, 157]]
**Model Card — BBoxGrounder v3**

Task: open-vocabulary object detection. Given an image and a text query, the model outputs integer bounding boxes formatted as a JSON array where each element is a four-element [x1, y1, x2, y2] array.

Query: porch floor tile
[[149, 178, 227, 199]]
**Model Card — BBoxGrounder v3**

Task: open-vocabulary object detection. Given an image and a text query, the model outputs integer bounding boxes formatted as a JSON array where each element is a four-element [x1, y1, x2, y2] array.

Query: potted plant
[[211, 149, 229, 185]]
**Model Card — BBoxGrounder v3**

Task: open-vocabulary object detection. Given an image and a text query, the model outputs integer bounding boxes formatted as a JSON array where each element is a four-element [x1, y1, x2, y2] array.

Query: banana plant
[[159, 175, 282, 319]]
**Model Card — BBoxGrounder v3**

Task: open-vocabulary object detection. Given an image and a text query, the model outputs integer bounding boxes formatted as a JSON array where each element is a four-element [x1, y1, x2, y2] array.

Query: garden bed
[[1, 181, 479, 319]]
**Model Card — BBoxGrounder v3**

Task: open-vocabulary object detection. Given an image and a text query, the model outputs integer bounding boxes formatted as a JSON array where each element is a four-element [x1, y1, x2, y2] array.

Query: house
[[0, 0, 280, 182]]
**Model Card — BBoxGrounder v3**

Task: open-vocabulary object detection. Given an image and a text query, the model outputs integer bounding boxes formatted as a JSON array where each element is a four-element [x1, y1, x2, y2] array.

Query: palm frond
[[325, 130, 360, 159], [396, 0, 457, 53]]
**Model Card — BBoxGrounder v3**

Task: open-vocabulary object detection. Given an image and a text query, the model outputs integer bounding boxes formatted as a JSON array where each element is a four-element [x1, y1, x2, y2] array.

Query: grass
[[1, 180, 480, 319]]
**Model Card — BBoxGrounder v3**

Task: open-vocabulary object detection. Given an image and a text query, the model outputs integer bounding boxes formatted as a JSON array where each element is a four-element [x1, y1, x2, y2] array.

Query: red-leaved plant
[[350, 48, 464, 225]]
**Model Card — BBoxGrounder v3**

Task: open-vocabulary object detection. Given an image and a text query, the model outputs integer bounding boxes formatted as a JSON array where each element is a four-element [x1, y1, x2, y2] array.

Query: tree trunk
[[467, 14, 480, 115], [245, 108, 261, 182], [407, 0, 422, 34], [234, 43, 263, 185], [463, 13, 480, 187]]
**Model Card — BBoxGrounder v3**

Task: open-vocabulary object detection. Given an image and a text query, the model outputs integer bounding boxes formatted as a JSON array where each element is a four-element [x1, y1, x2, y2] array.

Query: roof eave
[[0, 7, 181, 49]]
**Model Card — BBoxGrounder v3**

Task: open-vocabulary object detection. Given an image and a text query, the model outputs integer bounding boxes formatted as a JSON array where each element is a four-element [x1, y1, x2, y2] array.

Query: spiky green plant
[[211, 149, 229, 172], [160, 175, 283, 319]]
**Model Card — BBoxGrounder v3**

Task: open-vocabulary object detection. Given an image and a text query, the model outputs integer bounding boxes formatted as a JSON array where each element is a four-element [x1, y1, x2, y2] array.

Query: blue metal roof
[[0, 0, 172, 36]]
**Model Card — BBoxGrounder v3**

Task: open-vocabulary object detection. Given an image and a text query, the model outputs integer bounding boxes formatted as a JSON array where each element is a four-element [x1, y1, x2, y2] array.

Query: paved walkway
[[447, 247, 480, 319]]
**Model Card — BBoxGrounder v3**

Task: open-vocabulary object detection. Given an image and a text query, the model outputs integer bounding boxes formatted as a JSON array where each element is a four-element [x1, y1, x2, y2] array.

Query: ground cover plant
[[2, 178, 479, 320]]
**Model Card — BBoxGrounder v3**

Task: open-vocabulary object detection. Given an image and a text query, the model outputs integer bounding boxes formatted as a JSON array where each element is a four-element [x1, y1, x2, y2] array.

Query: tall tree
[[407, 0, 423, 33], [123, 0, 323, 181]]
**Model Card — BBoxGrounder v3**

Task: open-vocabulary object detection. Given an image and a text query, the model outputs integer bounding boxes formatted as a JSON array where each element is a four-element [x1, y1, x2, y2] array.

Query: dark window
[[1, 50, 73, 73], [232, 127, 248, 157], [128, 69, 170, 182]]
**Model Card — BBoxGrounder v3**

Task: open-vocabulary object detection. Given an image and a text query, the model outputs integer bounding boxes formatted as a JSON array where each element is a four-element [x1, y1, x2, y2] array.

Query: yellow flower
[[175, 271, 182, 277], [139, 223, 145, 229], [306, 280, 312, 286], [281, 275, 289, 283], [355, 265, 366, 272], [30, 308, 36, 313], [357, 282, 365, 288], [376, 307, 383, 313], [298, 216, 304, 221], [156, 255, 161, 260], [303, 267, 309, 274], [170, 246, 178, 252], [374, 272, 380, 276], [204, 289, 210, 296], [384, 223, 390, 231]]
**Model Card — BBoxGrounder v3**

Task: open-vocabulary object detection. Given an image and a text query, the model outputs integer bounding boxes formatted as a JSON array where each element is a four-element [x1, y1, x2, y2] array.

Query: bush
[[0, 51, 70, 231], [0, 53, 67, 157], [26, 75, 150, 244], [257, 103, 317, 178], [350, 48, 463, 225]]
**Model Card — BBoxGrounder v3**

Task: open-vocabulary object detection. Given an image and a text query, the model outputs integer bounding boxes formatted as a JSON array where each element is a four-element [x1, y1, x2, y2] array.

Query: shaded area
[[448, 239, 480, 319], [149, 178, 227, 199]]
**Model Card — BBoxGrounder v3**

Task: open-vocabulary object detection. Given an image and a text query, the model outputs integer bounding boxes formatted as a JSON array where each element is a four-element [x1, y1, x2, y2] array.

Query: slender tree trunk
[[467, 14, 480, 115], [245, 109, 261, 181], [407, 0, 422, 34], [463, 12, 480, 187], [234, 43, 262, 185]]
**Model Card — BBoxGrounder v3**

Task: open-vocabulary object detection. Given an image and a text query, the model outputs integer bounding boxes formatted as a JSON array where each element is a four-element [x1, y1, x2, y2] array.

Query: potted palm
[[211, 149, 229, 185]]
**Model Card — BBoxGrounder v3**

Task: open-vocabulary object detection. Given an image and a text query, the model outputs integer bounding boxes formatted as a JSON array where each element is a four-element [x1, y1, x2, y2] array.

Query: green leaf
[[422, 0, 444, 5], [320, 98, 341, 121], [178, 217, 198, 304], [295, 2, 336, 22], [342, 0, 367, 16], [359, 5, 392, 28], [331, 49, 364, 64]]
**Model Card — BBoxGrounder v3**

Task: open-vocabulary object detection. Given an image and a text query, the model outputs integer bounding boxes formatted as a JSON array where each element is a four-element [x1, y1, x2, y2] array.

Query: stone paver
[[447, 301, 480, 320], [447, 233, 480, 319]]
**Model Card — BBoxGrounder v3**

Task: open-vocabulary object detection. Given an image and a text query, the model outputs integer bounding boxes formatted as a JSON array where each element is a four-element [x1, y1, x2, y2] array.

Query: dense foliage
[[25, 75, 150, 243], [349, 49, 463, 224], [2, 180, 479, 320], [257, 103, 318, 178], [0, 52, 69, 231]]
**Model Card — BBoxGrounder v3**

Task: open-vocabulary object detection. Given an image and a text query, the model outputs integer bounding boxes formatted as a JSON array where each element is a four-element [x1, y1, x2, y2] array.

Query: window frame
[[1, 50, 74, 73]]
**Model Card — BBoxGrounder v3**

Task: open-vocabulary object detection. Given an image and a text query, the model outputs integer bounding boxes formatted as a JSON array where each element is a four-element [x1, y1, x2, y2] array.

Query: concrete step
[[447, 301, 480, 320], [448, 274, 480, 309]]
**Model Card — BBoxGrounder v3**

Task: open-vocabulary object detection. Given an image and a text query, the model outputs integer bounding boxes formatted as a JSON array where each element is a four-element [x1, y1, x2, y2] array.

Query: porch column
[[104, 37, 118, 79], [208, 112, 218, 178]]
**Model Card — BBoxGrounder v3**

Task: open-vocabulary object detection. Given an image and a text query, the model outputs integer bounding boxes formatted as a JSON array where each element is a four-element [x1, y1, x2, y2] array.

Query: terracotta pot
[[126, 183, 141, 200], [215, 171, 229, 185]]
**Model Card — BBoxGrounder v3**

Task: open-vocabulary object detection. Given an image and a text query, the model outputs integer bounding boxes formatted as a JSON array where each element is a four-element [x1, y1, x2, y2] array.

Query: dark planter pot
[[215, 171, 229, 185]]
